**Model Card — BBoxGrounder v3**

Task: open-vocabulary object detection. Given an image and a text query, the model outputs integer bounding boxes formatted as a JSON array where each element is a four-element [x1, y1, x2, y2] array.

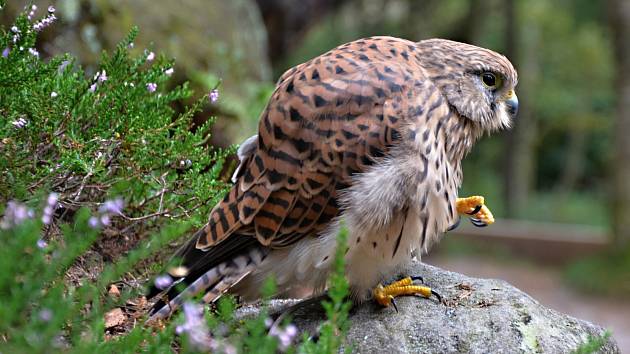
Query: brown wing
[[196, 36, 427, 249]]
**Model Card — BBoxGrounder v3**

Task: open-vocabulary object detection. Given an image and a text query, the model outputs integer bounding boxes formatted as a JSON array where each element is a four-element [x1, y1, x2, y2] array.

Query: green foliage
[[300, 225, 352, 354], [1, 13, 231, 230], [565, 251, 630, 296], [0, 202, 186, 353], [0, 7, 351, 353], [572, 330, 612, 354]]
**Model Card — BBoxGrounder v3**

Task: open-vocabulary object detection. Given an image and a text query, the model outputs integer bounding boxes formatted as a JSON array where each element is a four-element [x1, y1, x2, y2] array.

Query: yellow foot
[[373, 276, 442, 311], [456, 195, 495, 227]]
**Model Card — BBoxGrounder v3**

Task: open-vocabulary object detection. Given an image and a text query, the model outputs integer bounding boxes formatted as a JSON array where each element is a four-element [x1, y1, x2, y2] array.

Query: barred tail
[[147, 247, 267, 322]]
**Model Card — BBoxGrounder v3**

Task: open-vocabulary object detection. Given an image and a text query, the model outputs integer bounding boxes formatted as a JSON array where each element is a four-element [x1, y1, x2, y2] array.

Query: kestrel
[[148, 36, 518, 320]]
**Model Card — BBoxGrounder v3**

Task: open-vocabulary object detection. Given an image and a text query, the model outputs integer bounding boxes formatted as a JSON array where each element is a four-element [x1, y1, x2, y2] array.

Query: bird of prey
[[148, 36, 518, 320]]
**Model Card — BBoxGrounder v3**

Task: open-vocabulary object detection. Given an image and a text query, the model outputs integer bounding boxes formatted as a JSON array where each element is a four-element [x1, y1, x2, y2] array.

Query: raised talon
[[466, 204, 482, 215], [456, 196, 495, 226], [470, 217, 488, 227], [373, 276, 440, 309], [447, 217, 461, 231]]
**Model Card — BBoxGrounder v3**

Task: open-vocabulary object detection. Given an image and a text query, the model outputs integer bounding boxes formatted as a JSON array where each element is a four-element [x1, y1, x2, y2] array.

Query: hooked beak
[[504, 91, 519, 118]]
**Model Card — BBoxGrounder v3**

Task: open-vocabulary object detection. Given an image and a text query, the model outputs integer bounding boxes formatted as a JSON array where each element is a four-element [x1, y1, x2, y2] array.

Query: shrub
[[0, 4, 350, 353]]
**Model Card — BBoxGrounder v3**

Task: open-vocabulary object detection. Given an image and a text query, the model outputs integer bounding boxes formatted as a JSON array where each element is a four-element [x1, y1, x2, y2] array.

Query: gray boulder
[[239, 262, 619, 353]]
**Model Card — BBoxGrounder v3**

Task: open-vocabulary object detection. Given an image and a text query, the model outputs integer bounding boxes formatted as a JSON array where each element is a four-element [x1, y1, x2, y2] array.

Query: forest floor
[[427, 254, 630, 352]]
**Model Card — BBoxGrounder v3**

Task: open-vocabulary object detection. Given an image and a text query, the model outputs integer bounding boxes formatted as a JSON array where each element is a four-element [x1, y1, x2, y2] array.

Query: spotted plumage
[[148, 36, 518, 320]]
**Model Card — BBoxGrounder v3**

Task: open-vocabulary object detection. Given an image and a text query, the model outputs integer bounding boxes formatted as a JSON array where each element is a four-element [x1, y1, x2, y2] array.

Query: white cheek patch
[[495, 102, 513, 130]]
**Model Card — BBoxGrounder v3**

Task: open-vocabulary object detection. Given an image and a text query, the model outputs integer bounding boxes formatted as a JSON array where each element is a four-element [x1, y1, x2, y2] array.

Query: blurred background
[[3, 0, 629, 349]]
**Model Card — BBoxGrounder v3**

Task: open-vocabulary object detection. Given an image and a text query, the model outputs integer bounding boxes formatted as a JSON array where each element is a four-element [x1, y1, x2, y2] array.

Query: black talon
[[431, 289, 443, 304], [447, 217, 461, 231], [470, 218, 488, 227], [391, 298, 399, 313], [466, 204, 483, 215], [410, 275, 424, 284]]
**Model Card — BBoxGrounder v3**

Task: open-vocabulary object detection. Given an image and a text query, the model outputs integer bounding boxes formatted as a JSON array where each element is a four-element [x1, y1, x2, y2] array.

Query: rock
[[238, 262, 619, 353]]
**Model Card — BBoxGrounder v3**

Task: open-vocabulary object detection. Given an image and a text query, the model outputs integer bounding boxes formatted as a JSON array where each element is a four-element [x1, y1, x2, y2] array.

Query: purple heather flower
[[48, 6, 55, 13], [28, 48, 39, 57], [41, 193, 59, 224], [154, 275, 173, 290], [39, 308, 53, 322], [37, 239, 48, 249], [146, 82, 157, 92], [47, 193, 59, 206], [128, 42, 134, 49], [164, 67, 174, 76], [32, 4, 38, 11], [2, 47, 9, 58], [270, 323, 298, 351], [99, 198, 124, 215], [58, 60, 70, 72], [208, 89, 219, 103], [33, 12, 56, 32], [99, 214, 111, 226], [50, 91, 58, 98], [97, 70, 107, 82], [146, 51, 155, 61], [88, 216, 100, 229], [89, 83, 97, 93], [176, 302, 212, 351], [11, 26, 19, 33], [264, 317, 273, 328], [0, 201, 33, 229], [11, 118, 28, 128]]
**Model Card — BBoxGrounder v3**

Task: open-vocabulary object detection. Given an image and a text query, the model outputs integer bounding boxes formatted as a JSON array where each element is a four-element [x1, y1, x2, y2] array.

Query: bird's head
[[417, 39, 518, 133]]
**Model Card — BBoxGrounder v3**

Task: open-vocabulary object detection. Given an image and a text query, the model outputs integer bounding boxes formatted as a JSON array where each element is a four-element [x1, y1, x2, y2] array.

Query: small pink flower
[[89, 83, 97, 92], [2, 47, 9, 58], [209, 89, 219, 103], [164, 68, 174, 76], [97, 70, 107, 82], [146, 82, 157, 92], [39, 309, 53, 322], [50, 91, 58, 98], [88, 216, 100, 228], [146, 51, 155, 61], [11, 118, 28, 128], [37, 239, 48, 249], [154, 275, 173, 290]]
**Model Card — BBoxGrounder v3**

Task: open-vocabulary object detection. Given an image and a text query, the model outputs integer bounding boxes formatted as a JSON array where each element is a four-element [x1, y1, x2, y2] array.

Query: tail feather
[[148, 247, 267, 322], [146, 227, 259, 301]]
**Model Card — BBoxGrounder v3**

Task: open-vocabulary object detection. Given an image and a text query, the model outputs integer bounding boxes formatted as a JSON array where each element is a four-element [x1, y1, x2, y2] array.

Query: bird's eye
[[481, 72, 498, 88]]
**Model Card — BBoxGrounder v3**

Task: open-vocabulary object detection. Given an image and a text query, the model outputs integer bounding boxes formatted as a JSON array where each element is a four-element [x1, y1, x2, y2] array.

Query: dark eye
[[481, 72, 497, 87]]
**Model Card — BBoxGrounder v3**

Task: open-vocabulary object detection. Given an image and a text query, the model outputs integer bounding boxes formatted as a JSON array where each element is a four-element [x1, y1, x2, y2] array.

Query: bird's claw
[[456, 196, 494, 227], [373, 276, 442, 310]]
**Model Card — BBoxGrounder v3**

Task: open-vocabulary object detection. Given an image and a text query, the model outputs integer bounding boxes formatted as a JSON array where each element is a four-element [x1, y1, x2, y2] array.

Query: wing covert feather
[[198, 37, 429, 249]]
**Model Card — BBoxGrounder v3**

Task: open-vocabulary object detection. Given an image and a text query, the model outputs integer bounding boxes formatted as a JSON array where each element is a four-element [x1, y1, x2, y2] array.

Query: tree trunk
[[254, 0, 351, 71], [501, 0, 537, 218], [608, 0, 630, 248]]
